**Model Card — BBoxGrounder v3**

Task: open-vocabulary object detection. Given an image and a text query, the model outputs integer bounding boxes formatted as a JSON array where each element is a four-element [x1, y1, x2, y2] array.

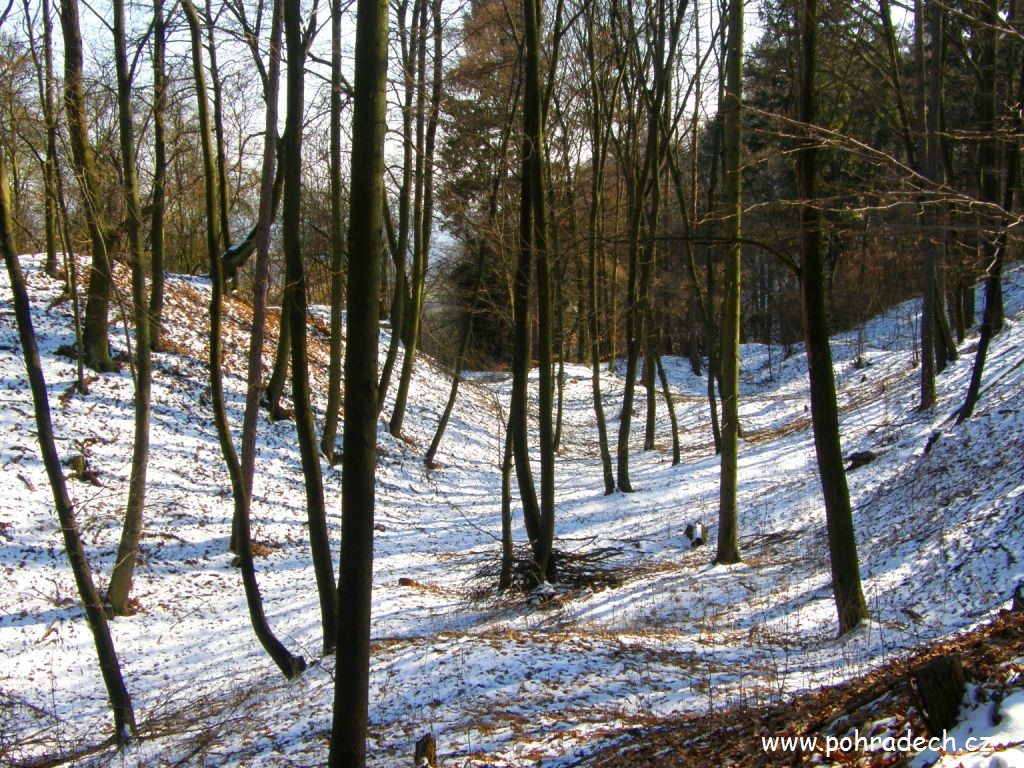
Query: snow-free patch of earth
[[2, 254, 1023, 766]]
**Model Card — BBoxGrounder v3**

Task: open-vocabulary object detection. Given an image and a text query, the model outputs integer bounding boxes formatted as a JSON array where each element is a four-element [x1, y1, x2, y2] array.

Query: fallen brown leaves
[[579, 609, 1024, 767]]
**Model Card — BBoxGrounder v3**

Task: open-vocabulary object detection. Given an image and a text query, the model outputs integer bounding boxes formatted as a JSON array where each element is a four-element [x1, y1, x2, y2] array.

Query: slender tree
[[59, 0, 115, 371], [149, 0, 168, 350], [716, 0, 743, 565], [205, 0, 232, 252], [106, 0, 153, 615], [1, 144, 136, 745], [389, 0, 443, 438], [282, 0, 337, 654], [329, 0, 387, 755], [377, 0, 418, 413], [182, 0, 305, 679], [581, 0, 618, 495], [320, 0, 348, 463], [21, 0, 59, 279], [796, 0, 868, 634], [958, 0, 1020, 423]]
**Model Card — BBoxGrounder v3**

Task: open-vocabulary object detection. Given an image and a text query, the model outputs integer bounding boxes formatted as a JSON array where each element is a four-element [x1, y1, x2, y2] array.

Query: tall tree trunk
[[582, 2, 616, 495], [797, 0, 868, 635], [516, 0, 556, 584], [716, 0, 743, 565], [107, 0, 153, 616], [59, 0, 115, 372], [376, 0, 416, 414], [149, 0, 167, 351], [206, 0, 232, 252], [917, 0, 943, 410], [390, 0, 443, 437], [958, 6, 1019, 423], [973, 0, 1004, 333], [615, 176, 643, 492], [23, 0, 60, 279], [2, 143, 136, 746], [329, 0, 387, 756], [283, 0, 338, 654], [321, 0, 347, 464], [182, 0, 305, 679]]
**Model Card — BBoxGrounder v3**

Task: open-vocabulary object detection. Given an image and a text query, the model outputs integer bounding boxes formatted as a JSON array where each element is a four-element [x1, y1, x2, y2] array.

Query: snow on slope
[[1, 255, 1023, 766]]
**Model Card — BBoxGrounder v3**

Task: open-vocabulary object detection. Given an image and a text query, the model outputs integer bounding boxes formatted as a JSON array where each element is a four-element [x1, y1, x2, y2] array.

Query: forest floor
[[1, 255, 1023, 767]]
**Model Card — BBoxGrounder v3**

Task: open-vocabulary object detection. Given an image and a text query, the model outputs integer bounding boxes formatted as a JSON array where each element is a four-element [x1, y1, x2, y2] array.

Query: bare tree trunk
[[377, 0, 416, 414], [321, 0, 347, 464], [716, 0, 743, 565], [22, 0, 60, 279], [206, 0, 232, 252], [581, 3, 616, 495], [917, 0, 943, 410], [958, 4, 1018, 423], [390, 0, 443, 437], [149, 0, 167, 351], [59, 0, 115, 372], [329, 0, 388, 755], [183, 0, 305, 679], [797, 0, 868, 635], [107, 0, 153, 616], [1, 144, 136, 746], [283, 0, 338, 654]]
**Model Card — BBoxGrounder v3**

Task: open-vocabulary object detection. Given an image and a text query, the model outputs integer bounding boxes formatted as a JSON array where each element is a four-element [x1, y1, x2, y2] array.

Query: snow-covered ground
[[2, 254, 1022, 766]]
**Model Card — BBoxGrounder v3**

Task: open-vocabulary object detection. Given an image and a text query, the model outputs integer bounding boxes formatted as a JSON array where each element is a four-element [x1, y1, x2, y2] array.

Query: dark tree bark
[[716, 0, 743, 565], [320, 0, 347, 464], [241, 0, 284, 532], [389, 0, 443, 438], [149, 0, 168, 351], [376, 0, 416, 415], [917, 0, 944, 411], [329, 0, 388, 756], [266, 293, 292, 420], [107, 0, 153, 616], [958, 3, 1019, 423], [58, 0, 115, 372], [1, 144, 136, 746], [509, 158, 543, 551], [282, 0, 338, 655], [183, 0, 305, 680], [206, 0, 232, 253], [582, 0, 616, 495], [509, 0, 557, 584], [797, 0, 868, 635], [22, 0, 59, 279], [912, 655, 965, 736]]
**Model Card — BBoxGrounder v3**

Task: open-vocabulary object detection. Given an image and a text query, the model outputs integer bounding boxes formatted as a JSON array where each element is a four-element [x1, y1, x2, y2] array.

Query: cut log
[[414, 733, 436, 768], [910, 654, 965, 736]]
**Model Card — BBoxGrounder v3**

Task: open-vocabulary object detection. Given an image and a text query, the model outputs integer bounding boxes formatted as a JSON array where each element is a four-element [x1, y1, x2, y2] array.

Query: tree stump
[[911, 654, 965, 736], [414, 733, 436, 768]]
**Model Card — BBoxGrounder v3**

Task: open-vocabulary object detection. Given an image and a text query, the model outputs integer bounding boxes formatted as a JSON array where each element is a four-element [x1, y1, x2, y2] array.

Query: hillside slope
[[1, 254, 1022, 766]]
